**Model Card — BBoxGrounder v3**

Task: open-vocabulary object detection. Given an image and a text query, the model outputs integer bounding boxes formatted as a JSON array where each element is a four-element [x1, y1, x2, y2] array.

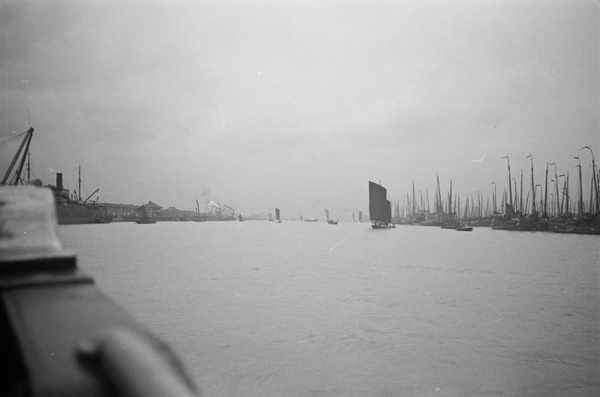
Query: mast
[[412, 181, 416, 218], [563, 172, 569, 216], [448, 180, 453, 218], [519, 169, 523, 216], [491, 182, 497, 214], [513, 178, 518, 211], [78, 164, 82, 202], [527, 154, 536, 215], [543, 162, 549, 217], [501, 156, 513, 211], [574, 157, 584, 217], [581, 147, 599, 213], [549, 163, 560, 216], [435, 174, 442, 213]]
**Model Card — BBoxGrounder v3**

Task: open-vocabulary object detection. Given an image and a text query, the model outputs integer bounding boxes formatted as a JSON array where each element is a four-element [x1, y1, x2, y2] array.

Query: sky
[[1, 0, 599, 219]]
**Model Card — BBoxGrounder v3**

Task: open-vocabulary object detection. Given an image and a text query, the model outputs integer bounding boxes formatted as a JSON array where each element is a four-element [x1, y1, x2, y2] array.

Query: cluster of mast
[[394, 147, 600, 222]]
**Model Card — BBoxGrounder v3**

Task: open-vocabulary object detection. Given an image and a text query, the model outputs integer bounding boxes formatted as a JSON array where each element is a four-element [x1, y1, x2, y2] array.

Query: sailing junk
[[275, 208, 281, 223], [325, 208, 338, 224], [369, 181, 394, 229]]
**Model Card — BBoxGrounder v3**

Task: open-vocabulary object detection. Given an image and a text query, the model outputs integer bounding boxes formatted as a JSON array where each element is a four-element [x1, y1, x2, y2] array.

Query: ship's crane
[[83, 189, 100, 203], [1, 127, 34, 185]]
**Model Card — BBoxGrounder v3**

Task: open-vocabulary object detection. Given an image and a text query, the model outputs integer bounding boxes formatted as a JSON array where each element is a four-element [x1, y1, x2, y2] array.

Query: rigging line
[[0, 131, 28, 148]]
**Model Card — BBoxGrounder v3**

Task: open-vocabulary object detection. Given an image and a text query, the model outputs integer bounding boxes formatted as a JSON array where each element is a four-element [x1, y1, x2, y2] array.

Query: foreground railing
[[0, 185, 202, 397]]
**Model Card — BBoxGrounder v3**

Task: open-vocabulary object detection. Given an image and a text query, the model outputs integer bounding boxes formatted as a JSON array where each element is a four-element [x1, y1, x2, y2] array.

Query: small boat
[[456, 224, 473, 231], [136, 218, 156, 224], [325, 208, 338, 224], [275, 208, 281, 223], [369, 181, 395, 229]]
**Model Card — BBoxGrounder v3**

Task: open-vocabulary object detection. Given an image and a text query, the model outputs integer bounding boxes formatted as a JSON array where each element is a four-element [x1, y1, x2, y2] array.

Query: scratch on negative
[[329, 239, 346, 256], [489, 304, 504, 322]]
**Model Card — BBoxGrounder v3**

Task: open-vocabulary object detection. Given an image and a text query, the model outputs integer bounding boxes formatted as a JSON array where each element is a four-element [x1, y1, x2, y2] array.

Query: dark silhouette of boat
[[275, 208, 281, 223], [325, 208, 338, 224], [369, 181, 394, 229]]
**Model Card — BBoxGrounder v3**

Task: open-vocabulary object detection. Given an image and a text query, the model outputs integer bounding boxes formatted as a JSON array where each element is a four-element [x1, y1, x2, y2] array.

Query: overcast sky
[[1, 0, 598, 218]]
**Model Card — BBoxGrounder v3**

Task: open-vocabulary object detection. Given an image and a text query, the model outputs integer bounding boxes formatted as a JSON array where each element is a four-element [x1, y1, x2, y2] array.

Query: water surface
[[59, 221, 600, 396]]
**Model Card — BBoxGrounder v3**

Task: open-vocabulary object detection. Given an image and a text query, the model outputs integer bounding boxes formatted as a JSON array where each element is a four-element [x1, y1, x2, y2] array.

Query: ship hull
[[56, 202, 111, 225]]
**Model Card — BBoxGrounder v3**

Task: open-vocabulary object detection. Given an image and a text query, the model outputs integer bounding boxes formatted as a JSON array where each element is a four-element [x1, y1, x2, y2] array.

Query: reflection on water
[[60, 222, 600, 396]]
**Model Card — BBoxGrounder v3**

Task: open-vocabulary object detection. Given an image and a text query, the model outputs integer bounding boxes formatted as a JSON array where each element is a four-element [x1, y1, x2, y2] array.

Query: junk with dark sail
[[369, 181, 394, 229]]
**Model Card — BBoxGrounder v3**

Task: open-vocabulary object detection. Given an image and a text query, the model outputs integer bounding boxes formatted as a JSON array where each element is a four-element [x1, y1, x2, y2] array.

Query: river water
[[58, 221, 599, 396]]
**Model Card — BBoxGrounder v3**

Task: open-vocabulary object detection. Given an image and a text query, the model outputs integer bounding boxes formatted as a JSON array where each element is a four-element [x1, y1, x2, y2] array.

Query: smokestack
[[56, 173, 63, 190]]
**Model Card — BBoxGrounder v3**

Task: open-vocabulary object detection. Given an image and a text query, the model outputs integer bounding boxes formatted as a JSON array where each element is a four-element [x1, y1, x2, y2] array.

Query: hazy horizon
[[1, 0, 598, 218]]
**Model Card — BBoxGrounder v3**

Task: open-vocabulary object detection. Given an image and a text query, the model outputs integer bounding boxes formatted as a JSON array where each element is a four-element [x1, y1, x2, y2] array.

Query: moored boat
[[1, 127, 111, 225], [549, 214, 600, 235], [135, 219, 156, 224], [51, 171, 112, 225]]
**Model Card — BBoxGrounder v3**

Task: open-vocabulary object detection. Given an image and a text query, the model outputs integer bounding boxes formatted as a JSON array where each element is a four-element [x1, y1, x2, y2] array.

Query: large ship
[[50, 170, 112, 225], [2, 126, 111, 225]]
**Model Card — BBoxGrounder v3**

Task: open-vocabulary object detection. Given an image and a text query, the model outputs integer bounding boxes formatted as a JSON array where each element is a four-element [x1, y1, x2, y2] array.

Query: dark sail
[[384, 198, 392, 223], [275, 208, 280, 221], [369, 181, 391, 224]]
